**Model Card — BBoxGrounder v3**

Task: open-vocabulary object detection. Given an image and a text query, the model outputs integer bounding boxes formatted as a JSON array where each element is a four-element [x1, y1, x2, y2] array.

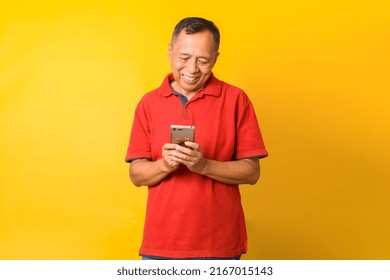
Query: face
[[168, 30, 219, 97]]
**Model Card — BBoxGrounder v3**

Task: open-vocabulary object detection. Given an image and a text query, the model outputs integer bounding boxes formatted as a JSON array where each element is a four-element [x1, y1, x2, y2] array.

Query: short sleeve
[[125, 100, 152, 163], [234, 92, 268, 160]]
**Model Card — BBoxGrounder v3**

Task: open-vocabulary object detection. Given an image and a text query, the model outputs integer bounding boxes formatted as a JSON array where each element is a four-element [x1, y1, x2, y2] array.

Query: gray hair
[[171, 17, 220, 51]]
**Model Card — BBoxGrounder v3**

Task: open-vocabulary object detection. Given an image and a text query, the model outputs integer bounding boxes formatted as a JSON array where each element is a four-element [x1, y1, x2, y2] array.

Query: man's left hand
[[172, 141, 207, 173]]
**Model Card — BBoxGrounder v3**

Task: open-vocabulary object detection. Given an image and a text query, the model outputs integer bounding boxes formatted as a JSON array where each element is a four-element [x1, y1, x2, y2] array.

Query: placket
[[180, 94, 203, 125], [180, 102, 193, 125]]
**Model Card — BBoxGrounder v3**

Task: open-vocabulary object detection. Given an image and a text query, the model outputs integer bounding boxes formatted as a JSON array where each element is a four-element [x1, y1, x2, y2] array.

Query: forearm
[[170, 142, 261, 185], [129, 159, 175, 187], [197, 158, 260, 185]]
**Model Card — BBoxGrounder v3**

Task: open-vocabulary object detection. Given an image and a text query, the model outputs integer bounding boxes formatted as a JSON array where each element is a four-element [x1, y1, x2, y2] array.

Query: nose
[[186, 58, 199, 74]]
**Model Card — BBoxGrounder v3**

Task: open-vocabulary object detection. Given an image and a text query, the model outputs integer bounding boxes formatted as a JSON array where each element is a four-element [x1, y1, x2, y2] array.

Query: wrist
[[159, 158, 178, 173], [193, 158, 211, 175]]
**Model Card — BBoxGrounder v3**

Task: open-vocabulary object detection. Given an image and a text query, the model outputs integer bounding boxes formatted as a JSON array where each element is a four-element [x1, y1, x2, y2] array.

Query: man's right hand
[[161, 143, 180, 171]]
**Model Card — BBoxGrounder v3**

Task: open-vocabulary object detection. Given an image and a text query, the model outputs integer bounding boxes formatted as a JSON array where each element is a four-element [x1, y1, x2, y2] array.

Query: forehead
[[172, 30, 216, 53]]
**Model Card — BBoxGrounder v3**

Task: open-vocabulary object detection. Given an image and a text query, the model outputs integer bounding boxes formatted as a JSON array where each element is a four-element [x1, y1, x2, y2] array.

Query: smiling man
[[125, 17, 268, 260], [168, 23, 219, 100]]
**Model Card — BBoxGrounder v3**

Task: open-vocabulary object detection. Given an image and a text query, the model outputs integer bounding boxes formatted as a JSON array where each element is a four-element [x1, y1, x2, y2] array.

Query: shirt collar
[[160, 73, 221, 98]]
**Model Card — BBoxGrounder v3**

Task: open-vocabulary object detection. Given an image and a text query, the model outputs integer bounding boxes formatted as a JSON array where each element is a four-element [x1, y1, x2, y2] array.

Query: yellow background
[[1, 0, 389, 259]]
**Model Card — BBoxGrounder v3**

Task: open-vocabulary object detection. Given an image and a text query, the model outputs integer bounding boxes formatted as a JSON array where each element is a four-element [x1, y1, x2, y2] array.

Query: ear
[[168, 43, 173, 60], [213, 52, 220, 65]]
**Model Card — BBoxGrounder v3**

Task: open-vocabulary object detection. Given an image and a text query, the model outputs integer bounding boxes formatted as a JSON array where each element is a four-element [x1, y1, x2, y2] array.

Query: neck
[[171, 81, 198, 100]]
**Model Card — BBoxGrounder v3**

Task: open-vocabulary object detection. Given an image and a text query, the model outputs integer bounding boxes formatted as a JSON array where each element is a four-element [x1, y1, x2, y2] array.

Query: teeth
[[183, 75, 197, 82]]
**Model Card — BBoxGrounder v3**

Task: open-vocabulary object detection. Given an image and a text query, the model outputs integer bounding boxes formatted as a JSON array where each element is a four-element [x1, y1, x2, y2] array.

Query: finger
[[167, 156, 180, 167], [183, 141, 198, 149], [163, 143, 179, 150], [174, 145, 196, 156], [171, 150, 190, 161], [172, 157, 194, 168]]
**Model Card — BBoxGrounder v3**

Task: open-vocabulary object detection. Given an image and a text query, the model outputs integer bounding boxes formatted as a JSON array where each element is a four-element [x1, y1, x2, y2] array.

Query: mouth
[[182, 74, 199, 83]]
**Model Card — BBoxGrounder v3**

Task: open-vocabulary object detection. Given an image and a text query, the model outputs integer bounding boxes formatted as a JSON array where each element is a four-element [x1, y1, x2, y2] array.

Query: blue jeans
[[142, 255, 241, 260]]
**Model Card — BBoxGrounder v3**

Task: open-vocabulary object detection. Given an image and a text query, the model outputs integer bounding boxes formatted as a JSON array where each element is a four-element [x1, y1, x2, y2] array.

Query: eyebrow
[[179, 53, 210, 60]]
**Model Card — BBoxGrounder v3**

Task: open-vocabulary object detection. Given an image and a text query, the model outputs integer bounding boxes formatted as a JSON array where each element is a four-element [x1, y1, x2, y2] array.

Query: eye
[[198, 59, 209, 65], [180, 57, 190, 61]]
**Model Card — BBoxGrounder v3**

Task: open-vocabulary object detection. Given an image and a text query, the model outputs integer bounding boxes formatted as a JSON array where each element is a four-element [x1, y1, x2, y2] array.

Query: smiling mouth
[[182, 74, 198, 83]]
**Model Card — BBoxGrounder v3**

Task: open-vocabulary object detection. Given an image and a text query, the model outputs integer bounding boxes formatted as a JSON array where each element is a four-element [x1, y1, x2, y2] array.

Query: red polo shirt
[[126, 73, 268, 258]]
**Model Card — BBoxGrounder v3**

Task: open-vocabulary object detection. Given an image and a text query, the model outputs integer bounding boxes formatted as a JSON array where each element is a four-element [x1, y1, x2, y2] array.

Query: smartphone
[[170, 125, 195, 146]]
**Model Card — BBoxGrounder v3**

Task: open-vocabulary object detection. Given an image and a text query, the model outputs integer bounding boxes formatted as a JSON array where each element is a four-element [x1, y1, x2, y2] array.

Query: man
[[125, 17, 268, 260]]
